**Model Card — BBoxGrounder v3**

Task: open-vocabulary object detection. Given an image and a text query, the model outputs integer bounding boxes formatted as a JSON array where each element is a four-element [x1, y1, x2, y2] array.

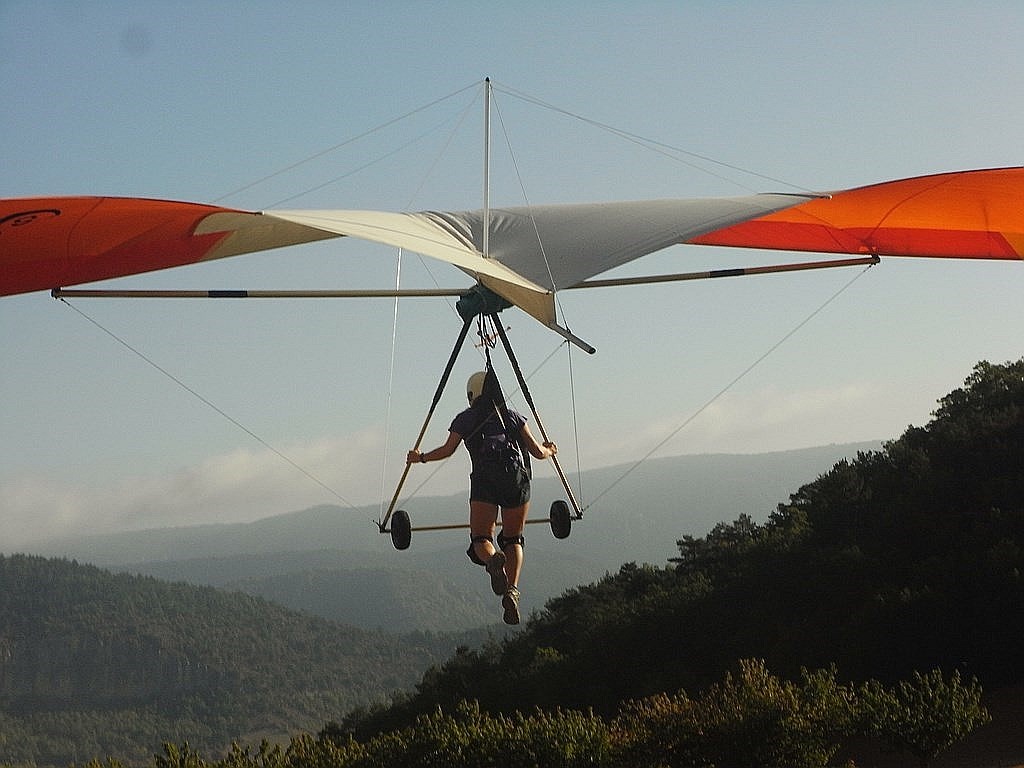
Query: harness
[[465, 355, 530, 566], [466, 408, 524, 469], [464, 352, 532, 475]]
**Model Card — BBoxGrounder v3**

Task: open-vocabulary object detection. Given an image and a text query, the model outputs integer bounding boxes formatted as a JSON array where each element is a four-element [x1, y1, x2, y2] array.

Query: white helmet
[[467, 371, 487, 404]]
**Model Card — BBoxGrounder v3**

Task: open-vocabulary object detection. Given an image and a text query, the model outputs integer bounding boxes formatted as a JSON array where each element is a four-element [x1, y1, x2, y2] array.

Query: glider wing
[[3, 168, 1021, 331], [0, 197, 338, 297], [689, 167, 1024, 260]]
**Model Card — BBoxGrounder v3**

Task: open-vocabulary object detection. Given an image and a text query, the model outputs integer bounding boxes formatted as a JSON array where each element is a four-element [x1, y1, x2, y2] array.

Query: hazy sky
[[3, 1, 1023, 547]]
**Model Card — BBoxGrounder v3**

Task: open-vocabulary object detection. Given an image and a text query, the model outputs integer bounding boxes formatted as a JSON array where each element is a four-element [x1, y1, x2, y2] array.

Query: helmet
[[467, 371, 487, 404]]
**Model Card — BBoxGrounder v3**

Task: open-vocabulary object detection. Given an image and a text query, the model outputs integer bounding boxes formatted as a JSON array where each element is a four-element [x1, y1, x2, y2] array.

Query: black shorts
[[470, 462, 531, 508]]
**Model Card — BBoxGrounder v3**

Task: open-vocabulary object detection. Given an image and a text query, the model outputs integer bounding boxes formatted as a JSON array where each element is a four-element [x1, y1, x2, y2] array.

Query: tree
[[858, 668, 991, 768]]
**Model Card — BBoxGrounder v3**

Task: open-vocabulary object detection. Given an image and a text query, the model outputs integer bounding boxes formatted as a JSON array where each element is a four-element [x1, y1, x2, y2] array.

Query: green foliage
[[612, 659, 855, 768], [128, 702, 611, 768], [351, 701, 611, 768], [47, 662, 989, 768], [155, 743, 208, 768], [858, 668, 991, 767]]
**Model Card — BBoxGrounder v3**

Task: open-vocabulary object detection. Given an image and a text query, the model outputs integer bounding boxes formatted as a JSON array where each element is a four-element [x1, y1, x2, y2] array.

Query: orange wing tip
[[692, 167, 1024, 260], [0, 197, 252, 296]]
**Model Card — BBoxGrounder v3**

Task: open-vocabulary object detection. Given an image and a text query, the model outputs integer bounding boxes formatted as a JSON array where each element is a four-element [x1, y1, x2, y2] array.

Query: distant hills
[[19, 443, 879, 632], [18, 443, 878, 633]]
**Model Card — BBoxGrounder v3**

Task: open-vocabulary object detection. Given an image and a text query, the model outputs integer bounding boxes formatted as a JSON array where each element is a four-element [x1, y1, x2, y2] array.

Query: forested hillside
[[0, 556, 450, 765], [3, 359, 1023, 767], [339, 359, 1024, 753]]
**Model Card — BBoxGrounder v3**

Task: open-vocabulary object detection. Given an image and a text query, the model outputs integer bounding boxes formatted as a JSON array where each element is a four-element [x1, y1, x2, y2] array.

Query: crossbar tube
[[385, 516, 557, 534], [52, 287, 465, 299], [568, 255, 880, 289], [51, 256, 879, 302]]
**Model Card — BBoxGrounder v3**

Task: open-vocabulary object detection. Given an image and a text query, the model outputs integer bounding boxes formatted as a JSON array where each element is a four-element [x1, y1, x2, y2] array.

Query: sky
[[2, 0, 1024, 548]]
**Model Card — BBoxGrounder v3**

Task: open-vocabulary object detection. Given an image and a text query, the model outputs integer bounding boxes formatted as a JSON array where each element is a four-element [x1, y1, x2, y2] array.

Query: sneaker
[[485, 551, 507, 596], [502, 586, 521, 625]]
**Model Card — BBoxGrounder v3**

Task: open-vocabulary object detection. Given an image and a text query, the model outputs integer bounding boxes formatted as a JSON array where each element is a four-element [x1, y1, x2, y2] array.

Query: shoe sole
[[502, 591, 520, 625], [486, 552, 507, 596]]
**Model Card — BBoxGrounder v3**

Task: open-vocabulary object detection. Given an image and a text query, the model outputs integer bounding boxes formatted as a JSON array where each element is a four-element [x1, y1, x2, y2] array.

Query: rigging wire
[[376, 95, 487, 513], [198, 79, 835, 517], [490, 92, 586, 503], [563, 337, 585, 505], [59, 298, 358, 510], [212, 80, 481, 205], [581, 261, 877, 513], [51, 81, 881, 534], [402, 90, 480, 211], [264, 115, 469, 209], [379, 82, 588, 512], [392, 88, 481, 320], [492, 80, 816, 195], [377, 250, 404, 521], [491, 96, 563, 306]]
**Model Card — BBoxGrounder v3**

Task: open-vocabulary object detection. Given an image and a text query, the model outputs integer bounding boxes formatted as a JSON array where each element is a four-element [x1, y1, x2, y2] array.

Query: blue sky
[[3, 1, 1023, 547]]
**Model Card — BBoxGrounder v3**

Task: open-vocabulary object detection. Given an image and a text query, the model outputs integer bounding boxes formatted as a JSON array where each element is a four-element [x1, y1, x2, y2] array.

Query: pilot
[[407, 369, 556, 624]]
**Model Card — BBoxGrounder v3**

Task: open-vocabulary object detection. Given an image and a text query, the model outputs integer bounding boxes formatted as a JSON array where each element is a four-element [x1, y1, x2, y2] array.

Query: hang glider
[[3, 167, 1023, 350]]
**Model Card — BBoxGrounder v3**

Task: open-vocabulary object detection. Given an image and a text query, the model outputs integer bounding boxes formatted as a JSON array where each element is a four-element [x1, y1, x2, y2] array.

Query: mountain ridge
[[23, 443, 881, 563], [15, 443, 880, 633]]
